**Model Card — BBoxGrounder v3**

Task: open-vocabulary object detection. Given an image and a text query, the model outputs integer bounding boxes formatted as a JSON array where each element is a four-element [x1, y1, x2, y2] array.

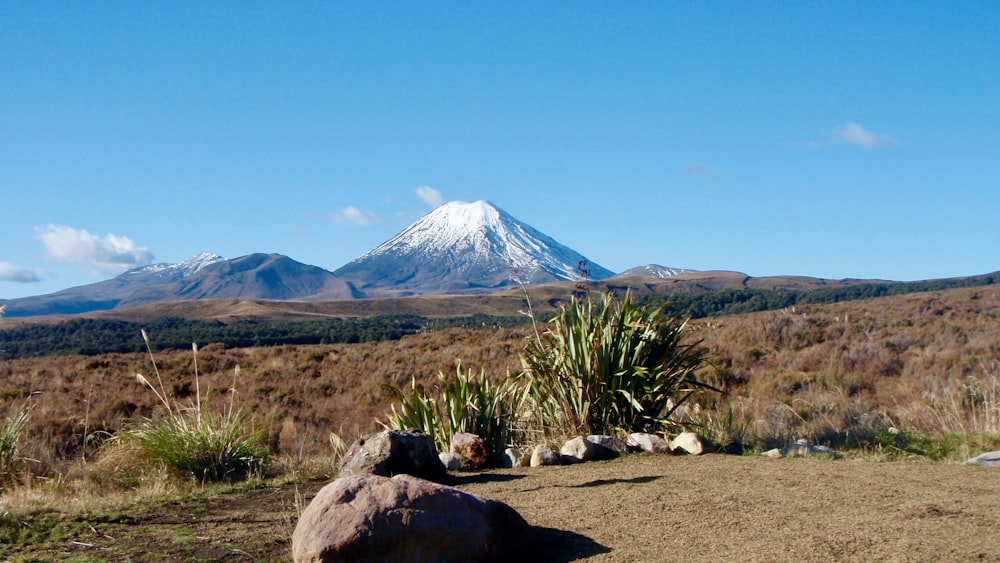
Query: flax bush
[[519, 292, 715, 436], [383, 363, 527, 461]]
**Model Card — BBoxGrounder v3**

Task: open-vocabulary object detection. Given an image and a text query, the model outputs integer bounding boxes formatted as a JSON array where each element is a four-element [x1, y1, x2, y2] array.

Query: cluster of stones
[[292, 429, 853, 561]]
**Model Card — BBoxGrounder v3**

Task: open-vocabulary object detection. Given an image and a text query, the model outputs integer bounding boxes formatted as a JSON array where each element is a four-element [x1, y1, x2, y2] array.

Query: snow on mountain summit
[[125, 252, 224, 278], [337, 200, 613, 295]]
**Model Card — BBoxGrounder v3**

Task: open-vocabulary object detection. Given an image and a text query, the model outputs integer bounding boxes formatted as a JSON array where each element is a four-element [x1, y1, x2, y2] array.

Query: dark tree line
[[2, 272, 996, 359], [650, 272, 999, 318], [0, 315, 526, 359]]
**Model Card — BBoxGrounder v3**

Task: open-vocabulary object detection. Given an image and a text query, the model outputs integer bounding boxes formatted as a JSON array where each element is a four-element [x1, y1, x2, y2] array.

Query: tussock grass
[[111, 333, 271, 483], [0, 402, 31, 483]]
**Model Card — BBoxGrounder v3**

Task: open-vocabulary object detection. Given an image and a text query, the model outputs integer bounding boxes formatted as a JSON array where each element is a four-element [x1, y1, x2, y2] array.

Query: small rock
[[560, 436, 597, 464], [719, 439, 744, 455], [530, 445, 561, 467], [586, 435, 628, 460], [782, 439, 838, 458], [501, 447, 523, 468], [669, 432, 713, 455], [451, 432, 490, 468], [627, 432, 670, 454], [439, 452, 463, 471], [964, 451, 1000, 467], [761, 448, 784, 458]]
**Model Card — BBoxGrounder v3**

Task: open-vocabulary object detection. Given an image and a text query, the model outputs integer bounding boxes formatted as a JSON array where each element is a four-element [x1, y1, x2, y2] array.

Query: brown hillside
[[2, 284, 998, 474]]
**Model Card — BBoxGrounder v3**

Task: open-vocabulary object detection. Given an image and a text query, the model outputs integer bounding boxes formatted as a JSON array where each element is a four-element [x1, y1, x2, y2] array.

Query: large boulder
[[292, 473, 535, 562], [339, 429, 447, 482], [451, 432, 490, 468]]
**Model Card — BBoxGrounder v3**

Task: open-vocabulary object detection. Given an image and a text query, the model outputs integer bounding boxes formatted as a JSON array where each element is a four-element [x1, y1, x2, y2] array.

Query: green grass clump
[[123, 407, 270, 482], [112, 332, 271, 483], [0, 402, 31, 483]]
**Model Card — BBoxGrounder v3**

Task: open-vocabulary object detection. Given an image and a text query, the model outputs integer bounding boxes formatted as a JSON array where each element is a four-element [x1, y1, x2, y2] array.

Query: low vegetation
[[383, 364, 527, 461], [103, 334, 272, 485], [2, 284, 1000, 551], [519, 292, 715, 436]]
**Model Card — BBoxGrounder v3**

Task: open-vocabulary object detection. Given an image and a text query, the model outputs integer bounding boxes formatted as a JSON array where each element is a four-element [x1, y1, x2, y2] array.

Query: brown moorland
[[3, 284, 998, 470], [2, 284, 1000, 560]]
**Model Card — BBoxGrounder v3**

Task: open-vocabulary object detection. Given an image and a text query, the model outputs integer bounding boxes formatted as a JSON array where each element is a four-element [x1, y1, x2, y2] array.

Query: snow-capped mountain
[[0, 253, 226, 317], [123, 252, 224, 280], [335, 200, 614, 296], [614, 264, 697, 278], [118, 253, 359, 308]]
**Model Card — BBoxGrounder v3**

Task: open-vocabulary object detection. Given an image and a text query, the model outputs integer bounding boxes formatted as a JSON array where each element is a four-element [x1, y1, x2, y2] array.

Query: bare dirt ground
[[8, 453, 1000, 562]]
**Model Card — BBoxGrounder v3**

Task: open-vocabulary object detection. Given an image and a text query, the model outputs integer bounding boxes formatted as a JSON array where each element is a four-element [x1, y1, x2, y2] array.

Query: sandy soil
[[9, 453, 1000, 562]]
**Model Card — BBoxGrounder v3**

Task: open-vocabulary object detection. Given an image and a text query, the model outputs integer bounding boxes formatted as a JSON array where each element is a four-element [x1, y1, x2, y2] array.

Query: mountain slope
[[334, 200, 614, 296], [117, 253, 360, 308], [614, 264, 697, 278], [1, 253, 224, 317]]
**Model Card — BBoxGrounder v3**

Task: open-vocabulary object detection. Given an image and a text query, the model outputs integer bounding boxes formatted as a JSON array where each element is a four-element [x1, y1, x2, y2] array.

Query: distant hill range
[[1, 200, 996, 319]]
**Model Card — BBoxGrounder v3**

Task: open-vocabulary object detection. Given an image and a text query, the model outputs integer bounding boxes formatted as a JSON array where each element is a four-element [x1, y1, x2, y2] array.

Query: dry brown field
[[3, 284, 1000, 560]]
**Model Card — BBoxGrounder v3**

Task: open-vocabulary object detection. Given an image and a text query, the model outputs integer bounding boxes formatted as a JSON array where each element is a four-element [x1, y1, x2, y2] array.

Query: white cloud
[[331, 206, 377, 226], [35, 224, 154, 276], [825, 121, 898, 149], [415, 185, 443, 207], [0, 262, 42, 283]]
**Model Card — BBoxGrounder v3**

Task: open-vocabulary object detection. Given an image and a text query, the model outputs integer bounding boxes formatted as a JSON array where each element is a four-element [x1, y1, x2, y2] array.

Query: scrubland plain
[[2, 285, 1000, 559]]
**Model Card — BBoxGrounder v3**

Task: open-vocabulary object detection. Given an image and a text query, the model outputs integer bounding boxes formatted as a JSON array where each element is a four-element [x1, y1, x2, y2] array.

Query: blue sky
[[2, 2, 998, 299]]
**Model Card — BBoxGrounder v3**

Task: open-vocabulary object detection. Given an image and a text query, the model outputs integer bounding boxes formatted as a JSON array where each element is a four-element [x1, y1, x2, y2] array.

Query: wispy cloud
[[823, 121, 898, 149], [415, 185, 443, 207], [684, 162, 722, 179], [331, 205, 377, 226], [35, 224, 154, 276], [0, 262, 42, 283]]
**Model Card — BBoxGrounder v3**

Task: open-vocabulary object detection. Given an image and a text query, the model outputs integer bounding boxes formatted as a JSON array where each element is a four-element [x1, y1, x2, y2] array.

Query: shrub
[[383, 363, 527, 461], [518, 292, 715, 436], [111, 333, 271, 483], [0, 402, 31, 482]]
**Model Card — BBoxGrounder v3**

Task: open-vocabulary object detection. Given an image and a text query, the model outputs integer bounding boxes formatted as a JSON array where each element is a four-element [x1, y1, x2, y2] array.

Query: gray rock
[[339, 429, 447, 482], [586, 435, 628, 460], [439, 452, 463, 471], [292, 473, 534, 562], [761, 448, 784, 458], [529, 445, 561, 467], [560, 436, 597, 464], [782, 439, 838, 458], [502, 447, 525, 468], [450, 432, 490, 468], [964, 450, 1000, 467], [627, 432, 670, 454], [669, 432, 713, 455]]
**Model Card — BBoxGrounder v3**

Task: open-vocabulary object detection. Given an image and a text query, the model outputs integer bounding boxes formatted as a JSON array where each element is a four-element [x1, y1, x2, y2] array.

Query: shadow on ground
[[532, 525, 612, 561], [443, 472, 527, 486]]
